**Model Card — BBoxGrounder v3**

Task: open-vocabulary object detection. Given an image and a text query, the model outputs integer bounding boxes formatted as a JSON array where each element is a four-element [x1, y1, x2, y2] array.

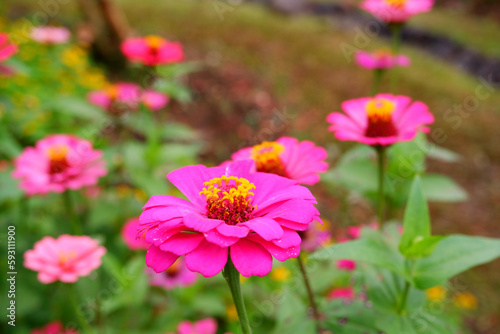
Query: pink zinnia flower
[[88, 83, 141, 115], [140, 160, 319, 277], [336, 259, 357, 271], [228, 137, 328, 185], [31, 321, 78, 334], [360, 0, 434, 23], [300, 220, 332, 252], [122, 218, 151, 250], [327, 94, 434, 146], [31, 26, 71, 44], [142, 90, 169, 111], [355, 50, 410, 70], [24, 235, 106, 284], [0, 32, 18, 62], [121, 35, 184, 66], [12, 134, 107, 195], [328, 287, 355, 301], [146, 258, 197, 290]]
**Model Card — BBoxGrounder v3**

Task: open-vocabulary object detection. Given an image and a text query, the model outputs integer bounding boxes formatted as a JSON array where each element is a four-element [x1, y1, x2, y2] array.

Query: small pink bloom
[[336, 259, 357, 271], [88, 83, 141, 115], [146, 258, 197, 290], [328, 287, 355, 301], [171, 318, 220, 334], [83, 185, 101, 198], [140, 160, 319, 277], [0, 32, 18, 62], [24, 235, 106, 284], [122, 218, 151, 250], [142, 90, 169, 111], [31, 321, 78, 334], [300, 220, 332, 252], [360, 0, 434, 23], [12, 134, 107, 195], [327, 94, 434, 146], [355, 50, 410, 70], [31, 26, 71, 44], [121, 35, 184, 66], [228, 137, 328, 185]]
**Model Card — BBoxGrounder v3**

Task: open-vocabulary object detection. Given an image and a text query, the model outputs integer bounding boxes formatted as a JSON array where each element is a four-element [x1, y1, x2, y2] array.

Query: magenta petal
[[185, 240, 228, 277], [240, 217, 283, 241], [159, 233, 204, 256], [145, 245, 179, 273], [216, 223, 249, 238], [256, 238, 301, 261], [231, 239, 273, 277], [205, 229, 240, 247], [265, 199, 319, 224], [184, 212, 223, 232], [272, 228, 302, 248]]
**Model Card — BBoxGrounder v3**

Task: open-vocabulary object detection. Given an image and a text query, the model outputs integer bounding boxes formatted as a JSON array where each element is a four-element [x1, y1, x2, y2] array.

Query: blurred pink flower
[[336, 259, 357, 271], [327, 94, 434, 146], [360, 0, 434, 23], [166, 318, 233, 334], [140, 160, 319, 277], [121, 35, 184, 66], [122, 218, 150, 250], [347, 222, 380, 239], [146, 258, 197, 290], [0, 32, 17, 62], [12, 134, 107, 195], [229, 137, 328, 185], [300, 220, 332, 252], [142, 90, 169, 111], [24, 235, 106, 284], [88, 83, 141, 115], [83, 185, 102, 198], [31, 26, 70, 44], [31, 321, 78, 334], [355, 50, 410, 70], [328, 287, 355, 301]]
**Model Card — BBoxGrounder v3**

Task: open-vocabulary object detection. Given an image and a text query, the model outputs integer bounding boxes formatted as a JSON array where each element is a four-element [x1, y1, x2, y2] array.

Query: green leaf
[[412, 235, 500, 289], [402, 236, 446, 258], [311, 232, 406, 277], [421, 174, 468, 202], [427, 144, 461, 162], [399, 176, 431, 256], [49, 96, 106, 121], [156, 62, 201, 79], [273, 288, 315, 334]]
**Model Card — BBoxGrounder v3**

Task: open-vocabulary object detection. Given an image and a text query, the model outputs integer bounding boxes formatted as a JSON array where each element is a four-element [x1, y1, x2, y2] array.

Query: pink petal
[[185, 240, 228, 277], [231, 239, 273, 277], [145, 245, 179, 273]]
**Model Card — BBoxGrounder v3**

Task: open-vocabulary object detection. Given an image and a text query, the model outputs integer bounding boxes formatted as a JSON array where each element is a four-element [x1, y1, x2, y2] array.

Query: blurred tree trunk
[[75, 0, 131, 71]]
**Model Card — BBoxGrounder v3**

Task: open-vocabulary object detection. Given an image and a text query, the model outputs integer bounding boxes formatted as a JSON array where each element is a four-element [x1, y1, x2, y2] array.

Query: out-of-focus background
[[1, 0, 499, 333]]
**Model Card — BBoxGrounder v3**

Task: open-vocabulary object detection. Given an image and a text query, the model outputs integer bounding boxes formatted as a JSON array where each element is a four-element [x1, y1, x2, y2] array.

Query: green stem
[[63, 191, 81, 235], [389, 23, 404, 93], [297, 254, 321, 332], [223, 256, 252, 334], [376, 146, 387, 225], [397, 281, 411, 314], [69, 284, 94, 333], [370, 69, 385, 96]]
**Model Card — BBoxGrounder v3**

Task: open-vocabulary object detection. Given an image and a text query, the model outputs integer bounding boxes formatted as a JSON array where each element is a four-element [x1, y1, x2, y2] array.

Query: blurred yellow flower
[[226, 304, 238, 322], [61, 46, 87, 68], [426, 286, 446, 302], [453, 292, 478, 310], [271, 266, 291, 282], [116, 184, 132, 198]]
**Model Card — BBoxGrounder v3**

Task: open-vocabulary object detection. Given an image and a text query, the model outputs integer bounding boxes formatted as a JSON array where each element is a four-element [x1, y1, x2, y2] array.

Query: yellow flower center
[[200, 176, 256, 225], [385, 0, 407, 8], [250, 141, 288, 177], [166, 258, 181, 277], [365, 98, 398, 138], [145, 35, 165, 49], [105, 84, 119, 100], [58, 250, 77, 266], [47, 144, 70, 174], [373, 48, 393, 59]]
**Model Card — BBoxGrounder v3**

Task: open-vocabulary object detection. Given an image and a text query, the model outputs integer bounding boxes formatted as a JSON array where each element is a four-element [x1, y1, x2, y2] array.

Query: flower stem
[[63, 191, 82, 235], [69, 283, 94, 333], [397, 281, 411, 314], [376, 146, 387, 225], [389, 23, 404, 92], [297, 253, 321, 332], [223, 256, 252, 334], [370, 69, 384, 96]]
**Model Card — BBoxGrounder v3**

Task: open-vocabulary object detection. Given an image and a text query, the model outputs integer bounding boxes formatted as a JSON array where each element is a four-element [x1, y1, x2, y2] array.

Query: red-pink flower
[[327, 94, 434, 146], [122, 218, 151, 250], [355, 50, 410, 70], [336, 259, 357, 271], [328, 287, 355, 301], [31, 26, 71, 44], [142, 90, 169, 111], [167, 318, 232, 334], [0, 32, 17, 62], [146, 258, 197, 290], [121, 35, 184, 66], [360, 0, 434, 23], [88, 83, 141, 114], [140, 160, 319, 277], [24, 235, 106, 284], [31, 321, 78, 334], [229, 137, 328, 185], [12, 134, 107, 195]]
